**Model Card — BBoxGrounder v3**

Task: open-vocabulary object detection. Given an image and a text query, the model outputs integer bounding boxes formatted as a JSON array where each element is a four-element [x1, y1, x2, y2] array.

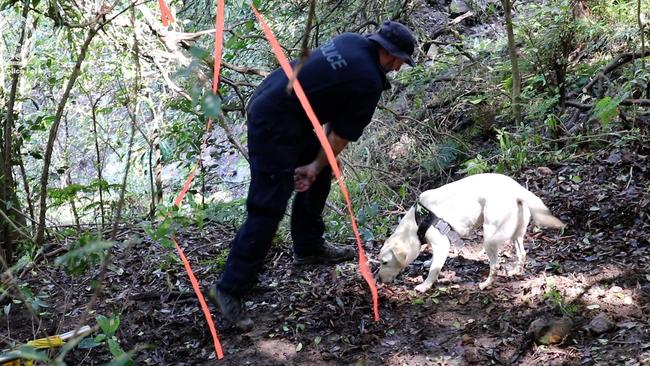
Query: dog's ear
[[379, 250, 393, 265], [391, 248, 408, 267]]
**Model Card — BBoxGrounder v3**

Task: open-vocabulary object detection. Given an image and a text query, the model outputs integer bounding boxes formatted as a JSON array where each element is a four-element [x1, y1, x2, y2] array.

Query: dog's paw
[[478, 280, 492, 290], [414, 283, 432, 293]]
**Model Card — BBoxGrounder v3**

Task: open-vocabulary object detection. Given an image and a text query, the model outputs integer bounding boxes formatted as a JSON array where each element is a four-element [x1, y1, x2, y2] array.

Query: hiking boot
[[208, 287, 254, 332], [293, 242, 355, 265]]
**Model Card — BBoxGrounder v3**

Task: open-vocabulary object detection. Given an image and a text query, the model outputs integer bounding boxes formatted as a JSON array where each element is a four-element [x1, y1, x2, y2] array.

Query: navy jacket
[[247, 33, 389, 172]]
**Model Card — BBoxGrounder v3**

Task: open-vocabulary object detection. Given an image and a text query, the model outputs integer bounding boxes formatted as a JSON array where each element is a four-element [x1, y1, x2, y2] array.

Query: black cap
[[367, 21, 416, 66]]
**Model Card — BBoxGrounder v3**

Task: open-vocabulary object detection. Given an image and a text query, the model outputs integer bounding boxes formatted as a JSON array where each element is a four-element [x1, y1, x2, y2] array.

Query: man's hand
[[294, 161, 321, 192], [294, 127, 349, 192]]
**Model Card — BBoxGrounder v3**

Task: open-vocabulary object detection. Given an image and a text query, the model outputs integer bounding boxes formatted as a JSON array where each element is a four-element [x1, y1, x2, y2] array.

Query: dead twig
[[581, 49, 650, 93], [286, 0, 316, 94]]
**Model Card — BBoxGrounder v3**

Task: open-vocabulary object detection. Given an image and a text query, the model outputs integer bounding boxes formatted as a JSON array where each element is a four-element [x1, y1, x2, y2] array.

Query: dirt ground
[[5, 0, 649, 364], [2, 140, 649, 365]]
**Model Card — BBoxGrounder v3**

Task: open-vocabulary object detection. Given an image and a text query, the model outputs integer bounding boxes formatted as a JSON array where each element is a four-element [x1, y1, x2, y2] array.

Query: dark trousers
[[217, 165, 332, 297]]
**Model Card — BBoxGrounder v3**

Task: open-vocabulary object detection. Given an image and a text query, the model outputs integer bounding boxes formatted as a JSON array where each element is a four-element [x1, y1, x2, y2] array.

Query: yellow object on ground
[[26, 335, 65, 349], [0, 325, 91, 366], [1, 359, 35, 366]]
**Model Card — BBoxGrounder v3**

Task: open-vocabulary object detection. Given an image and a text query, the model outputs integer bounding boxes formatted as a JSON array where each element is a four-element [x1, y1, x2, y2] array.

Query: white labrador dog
[[377, 173, 564, 292]]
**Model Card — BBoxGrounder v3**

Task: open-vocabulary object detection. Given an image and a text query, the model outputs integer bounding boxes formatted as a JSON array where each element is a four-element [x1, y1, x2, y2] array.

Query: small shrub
[[543, 280, 580, 315], [460, 154, 490, 175]]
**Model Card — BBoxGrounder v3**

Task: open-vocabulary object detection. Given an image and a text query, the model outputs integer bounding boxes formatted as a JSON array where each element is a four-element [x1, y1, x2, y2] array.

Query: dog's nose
[[369, 260, 380, 276], [366, 257, 380, 272], [372, 267, 380, 279]]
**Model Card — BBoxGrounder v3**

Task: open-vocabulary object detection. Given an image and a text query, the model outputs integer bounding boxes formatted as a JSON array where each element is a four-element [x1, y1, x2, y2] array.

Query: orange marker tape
[[251, 5, 380, 321], [172, 235, 224, 359], [166, 0, 227, 360], [157, 0, 175, 26], [212, 0, 224, 94], [174, 167, 197, 208]]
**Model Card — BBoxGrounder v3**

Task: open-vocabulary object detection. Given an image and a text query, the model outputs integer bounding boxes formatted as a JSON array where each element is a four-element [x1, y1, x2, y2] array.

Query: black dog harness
[[414, 201, 462, 245]]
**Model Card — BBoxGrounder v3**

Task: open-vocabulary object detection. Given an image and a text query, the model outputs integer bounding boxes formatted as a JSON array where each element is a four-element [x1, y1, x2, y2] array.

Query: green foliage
[[495, 127, 529, 172], [593, 96, 622, 128], [410, 286, 448, 305], [355, 202, 381, 242], [105, 351, 140, 366], [142, 215, 177, 249], [501, 76, 513, 94], [543, 280, 580, 316], [78, 314, 134, 366], [19, 113, 55, 139], [394, 64, 443, 86], [421, 139, 464, 175], [429, 286, 449, 304], [54, 233, 112, 276], [522, 92, 557, 124], [48, 183, 85, 206], [188, 199, 207, 230], [325, 179, 368, 241], [204, 198, 246, 227], [212, 249, 229, 271], [47, 179, 119, 213], [156, 252, 183, 272], [589, 0, 643, 24], [0, 346, 49, 365], [518, 0, 587, 95], [15, 283, 51, 315], [464, 0, 503, 22], [460, 154, 489, 175], [165, 92, 210, 162], [323, 176, 395, 243], [544, 114, 560, 135], [0, 0, 20, 11], [470, 37, 501, 60], [97, 314, 121, 337], [167, 98, 194, 115]]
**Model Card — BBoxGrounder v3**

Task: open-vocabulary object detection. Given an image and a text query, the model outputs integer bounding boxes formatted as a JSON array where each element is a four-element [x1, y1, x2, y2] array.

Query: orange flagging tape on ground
[[171, 235, 223, 359], [166, 0, 227, 360], [251, 5, 380, 322], [157, 0, 175, 26], [174, 167, 196, 207]]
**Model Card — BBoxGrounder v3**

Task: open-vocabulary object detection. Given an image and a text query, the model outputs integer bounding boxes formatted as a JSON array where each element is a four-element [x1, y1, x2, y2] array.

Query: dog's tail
[[517, 188, 565, 229]]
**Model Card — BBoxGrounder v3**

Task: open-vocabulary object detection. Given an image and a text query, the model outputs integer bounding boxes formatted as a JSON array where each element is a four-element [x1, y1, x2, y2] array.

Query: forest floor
[[4, 0, 650, 363], [3, 138, 650, 365]]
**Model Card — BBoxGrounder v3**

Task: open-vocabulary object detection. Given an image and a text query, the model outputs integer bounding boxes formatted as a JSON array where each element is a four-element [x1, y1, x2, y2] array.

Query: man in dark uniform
[[210, 21, 416, 330]]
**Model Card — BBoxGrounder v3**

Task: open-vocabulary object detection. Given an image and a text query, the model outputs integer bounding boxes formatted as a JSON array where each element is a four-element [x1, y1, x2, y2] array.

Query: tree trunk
[[148, 130, 156, 218], [63, 120, 80, 230], [154, 127, 163, 207], [639, 0, 648, 98], [501, 0, 522, 123], [556, 65, 567, 109], [148, 104, 162, 218], [112, 11, 140, 239], [17, 153, 35, 229], [111, 123, 136, 240], [36, 25, 100, 246], [572, 0, 591, 19], [65, 170, 81, 229], [0, 147, 13, 269], [2, 0, 30, 267], [91, 95, 106, 229]]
